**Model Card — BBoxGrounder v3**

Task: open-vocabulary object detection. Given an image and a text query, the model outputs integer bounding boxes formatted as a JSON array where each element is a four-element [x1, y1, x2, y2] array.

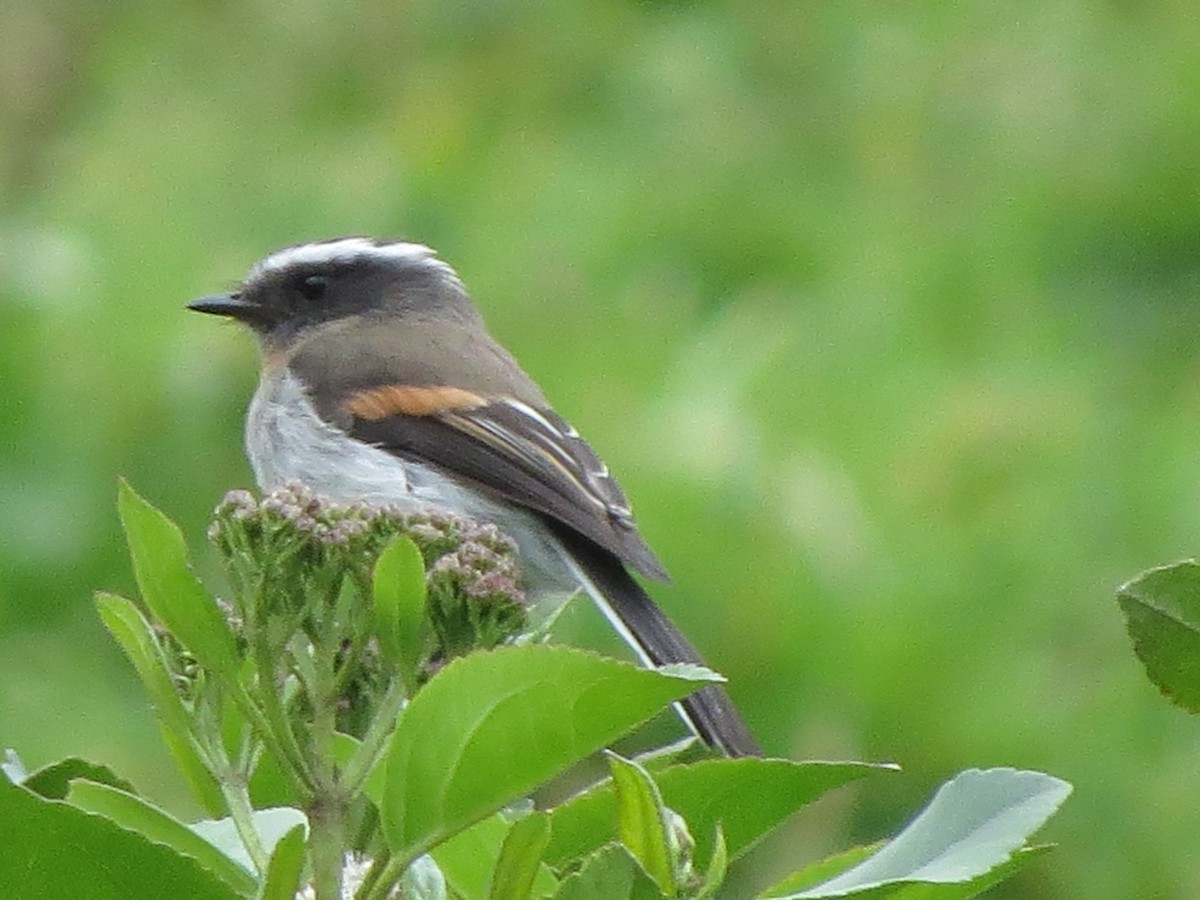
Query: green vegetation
[[1, 483, 1066, 898], [3, 3, 1198, 897]]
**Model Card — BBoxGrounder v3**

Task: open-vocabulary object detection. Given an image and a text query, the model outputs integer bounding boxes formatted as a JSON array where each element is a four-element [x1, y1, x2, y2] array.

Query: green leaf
[[763, 847, 1052, 900], [219, 660, 257, 762], [774, 768, 1069, 898], [696, 825, 728, 900], [249, 740, 292, 810], [552, 845, 638, 900], [373, 535, 429, 680], [161, 723, 228, 817], [117, 479, 240, 679], [432, 814, 512, 900], [381, 645, 721, 863], [364, 754, 389, 807], [489, 812, 554, 900], [546, 758, 886, 869], [339, 727, 394, 809], [336, 728, 395, 809], [433, 813, 559, 900], [252, 727, 350, 812], [256, 824, 306, 900], [634, 737, 701, 772], [760, 843, 887, 897], [401, 856, 450, 899], [22, 756, 136, 800], [609, 753, 678, 896], [190, 807, 308, 875], [0, 778, 237, 900], [67, 780, 257, 895], [95, 593, 196, 746], [95, 591, 227, 816], [1117, 561, 1200, 712]]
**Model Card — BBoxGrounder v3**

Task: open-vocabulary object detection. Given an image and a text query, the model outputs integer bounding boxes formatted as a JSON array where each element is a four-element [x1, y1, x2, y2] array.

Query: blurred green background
[[3, 1, 1199, 897]]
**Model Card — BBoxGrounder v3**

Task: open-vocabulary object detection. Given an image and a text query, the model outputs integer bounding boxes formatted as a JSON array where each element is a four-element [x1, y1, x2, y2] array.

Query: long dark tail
[[554, 530, 762, 757]]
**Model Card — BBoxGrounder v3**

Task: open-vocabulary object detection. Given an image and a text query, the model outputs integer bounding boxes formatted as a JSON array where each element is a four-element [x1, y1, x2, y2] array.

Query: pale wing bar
[[443, 399, 638, 530]]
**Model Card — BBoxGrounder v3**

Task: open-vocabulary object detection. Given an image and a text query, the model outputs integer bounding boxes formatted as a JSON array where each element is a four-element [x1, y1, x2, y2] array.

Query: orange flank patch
[[342, 384, 486, 420]]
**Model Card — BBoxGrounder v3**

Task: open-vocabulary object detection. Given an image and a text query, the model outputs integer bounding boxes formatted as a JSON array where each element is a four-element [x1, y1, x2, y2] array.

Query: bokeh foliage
[[2, 2, 1199, 897]]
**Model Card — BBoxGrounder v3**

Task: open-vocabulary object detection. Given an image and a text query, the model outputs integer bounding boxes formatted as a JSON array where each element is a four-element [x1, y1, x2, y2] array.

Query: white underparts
[[246, 369, 578, 595]]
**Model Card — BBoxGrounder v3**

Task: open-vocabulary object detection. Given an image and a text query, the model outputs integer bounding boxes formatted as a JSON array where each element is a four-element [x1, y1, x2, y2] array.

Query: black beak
[[187, 292, 268, 323]]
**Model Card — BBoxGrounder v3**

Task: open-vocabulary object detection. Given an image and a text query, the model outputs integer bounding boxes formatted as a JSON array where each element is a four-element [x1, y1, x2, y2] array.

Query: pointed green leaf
[[777, 769, 1069, 898], [117, 480, 240, 679], [96, 592, 196, 742], [1117, 561, 1200, 712], [256, 824, 306, 900], [96, 591, 226, 815], [381, 645, 721, 862], [696, 825, 727, 900], [0, 777, 238, 900], [374, 535, 429, 678], [552, 845, 638, 900], [67, 780, 256, 895], [489, 812, 553, 900], [609, 753, 677, 895], [546, 758, 887, 868]]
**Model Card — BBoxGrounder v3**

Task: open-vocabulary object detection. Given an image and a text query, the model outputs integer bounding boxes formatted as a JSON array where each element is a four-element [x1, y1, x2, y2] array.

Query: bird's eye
[[298, 274, 328, 301]]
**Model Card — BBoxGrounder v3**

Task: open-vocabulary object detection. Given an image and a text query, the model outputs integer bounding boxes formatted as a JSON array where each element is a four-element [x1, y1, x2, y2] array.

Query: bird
[[189, 237, 760, 757]]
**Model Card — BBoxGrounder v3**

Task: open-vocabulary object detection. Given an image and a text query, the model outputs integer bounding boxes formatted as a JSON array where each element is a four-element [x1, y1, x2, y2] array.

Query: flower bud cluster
[[207, 482, 529, 680], [427, 523, 527, 658]]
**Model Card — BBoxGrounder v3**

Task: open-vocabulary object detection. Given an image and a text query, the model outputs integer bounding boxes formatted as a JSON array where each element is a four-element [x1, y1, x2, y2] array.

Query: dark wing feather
[[347, 396, 761, 756], [552, 524, 762, 757], [348, 397, 670, 582]]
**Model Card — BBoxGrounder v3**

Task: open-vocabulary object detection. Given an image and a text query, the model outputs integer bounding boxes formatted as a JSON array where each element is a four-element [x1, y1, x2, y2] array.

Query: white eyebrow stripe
[[248, 238, 464, 287]]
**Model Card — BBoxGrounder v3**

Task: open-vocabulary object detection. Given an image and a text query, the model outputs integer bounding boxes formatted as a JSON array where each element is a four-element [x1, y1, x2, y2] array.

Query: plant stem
[[221, 774, 270, 874], [308, 620, 346, 900], [353, 854, 386, 900], [331, 628, 371, 695], [341, 679, 407, 795], [360, 854, 409, 900], [308, 793, 348, 900], [249, 635, 317, 794], [352, 846, 399, 900]]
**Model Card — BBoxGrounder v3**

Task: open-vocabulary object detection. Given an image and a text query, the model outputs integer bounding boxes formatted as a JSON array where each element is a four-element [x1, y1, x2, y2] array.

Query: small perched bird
[[190, 237, 760, 757]]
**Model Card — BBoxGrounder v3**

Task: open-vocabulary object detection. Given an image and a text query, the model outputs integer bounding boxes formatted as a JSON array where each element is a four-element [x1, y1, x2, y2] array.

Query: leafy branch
[[0, 482, 1070, 899]]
